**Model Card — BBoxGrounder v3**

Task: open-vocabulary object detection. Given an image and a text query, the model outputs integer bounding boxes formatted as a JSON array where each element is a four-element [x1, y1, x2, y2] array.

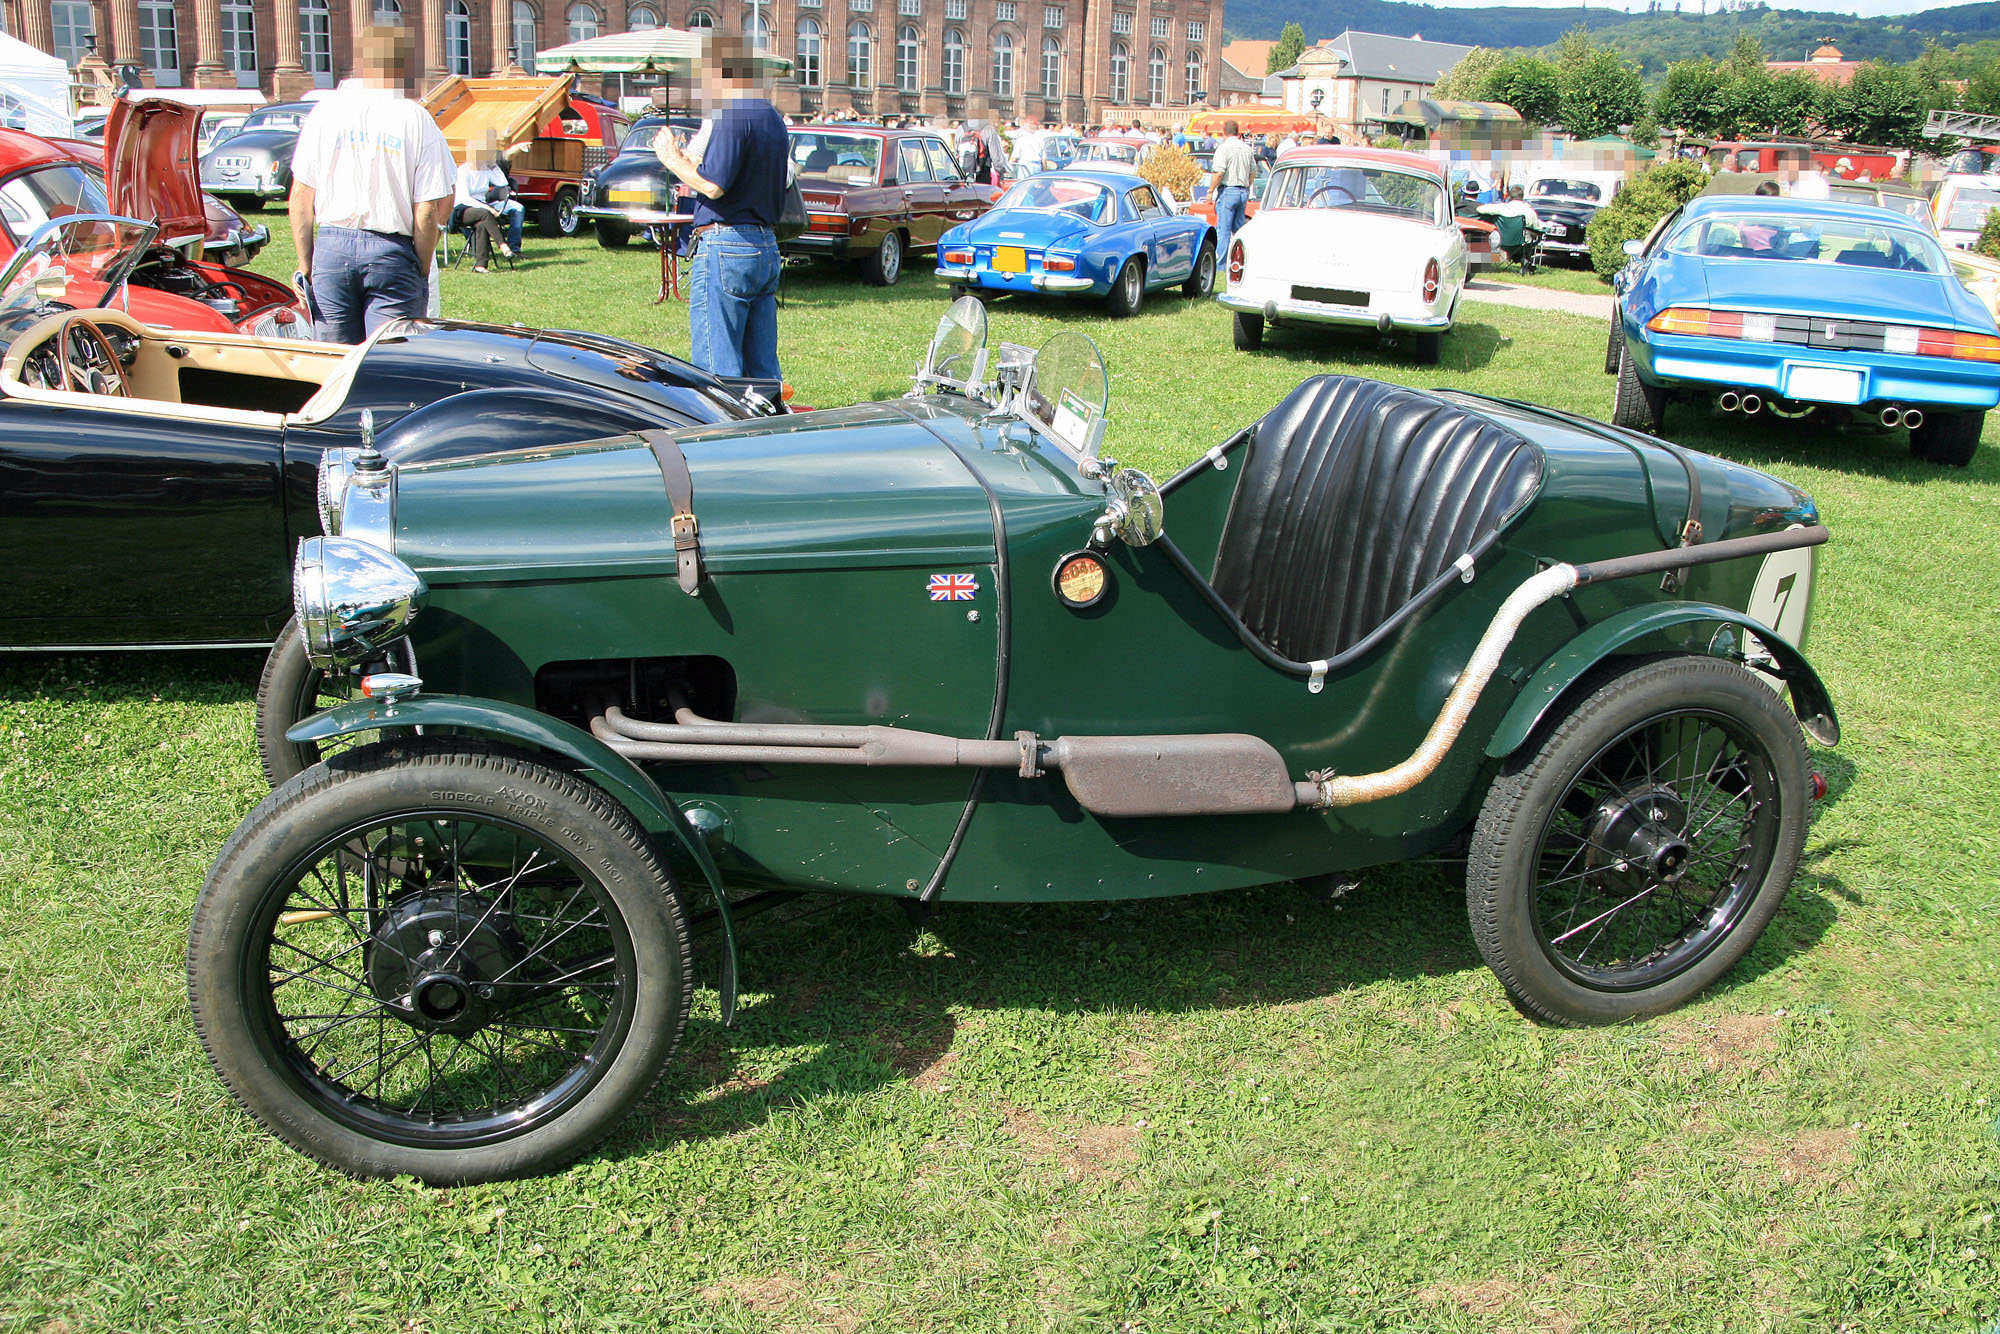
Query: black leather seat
[[1210, 375, 1544, 664]]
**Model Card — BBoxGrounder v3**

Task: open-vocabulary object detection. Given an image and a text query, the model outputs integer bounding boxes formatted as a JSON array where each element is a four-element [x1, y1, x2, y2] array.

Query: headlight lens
[[293, 537, 427, 670]]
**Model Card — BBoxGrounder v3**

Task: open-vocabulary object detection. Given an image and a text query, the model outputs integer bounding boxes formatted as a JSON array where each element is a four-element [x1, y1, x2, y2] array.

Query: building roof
[[1306, 30, 1477, 85], [1764, 58, 1859, 87], [1222, 40, 1281, 76], [1217, 59, 1264, 94]]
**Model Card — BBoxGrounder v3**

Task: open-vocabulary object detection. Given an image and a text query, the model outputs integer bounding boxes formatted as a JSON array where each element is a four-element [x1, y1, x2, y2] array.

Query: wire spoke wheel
[[1467, 656, 1808, 1025]]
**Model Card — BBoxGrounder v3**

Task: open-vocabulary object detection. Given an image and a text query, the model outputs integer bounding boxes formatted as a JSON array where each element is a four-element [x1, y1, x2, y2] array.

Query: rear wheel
[[1466, 656, 1809, 1025], [1612, 344, 1665, 433], [1409, 329, 1444, 365], [1232, 310, 1264, 350], [594, 221, 631, 249], [862, 229, 904, 286], [1106, 257, 1144, 317], [1182, 241, 1216, 297], [1909, 408, 1983, 466], [188, 742, 692, 1183], [540, 189, 580, 237]]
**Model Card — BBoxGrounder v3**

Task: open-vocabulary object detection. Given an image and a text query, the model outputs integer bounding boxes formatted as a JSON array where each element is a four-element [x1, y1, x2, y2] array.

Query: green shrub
[[1371, 134, 1405, 149], [1975, 208, 2000, 260], [1585, 159, 1706, 283]]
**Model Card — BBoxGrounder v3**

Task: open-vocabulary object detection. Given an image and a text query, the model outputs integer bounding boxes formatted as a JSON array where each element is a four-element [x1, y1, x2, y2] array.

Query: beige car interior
[[0, 307, 402, 427]]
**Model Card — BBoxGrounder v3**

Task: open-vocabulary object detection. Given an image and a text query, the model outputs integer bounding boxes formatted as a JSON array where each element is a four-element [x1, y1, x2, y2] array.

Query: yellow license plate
[[608, 189, 653, 202], [995, 246, 1026, 273]]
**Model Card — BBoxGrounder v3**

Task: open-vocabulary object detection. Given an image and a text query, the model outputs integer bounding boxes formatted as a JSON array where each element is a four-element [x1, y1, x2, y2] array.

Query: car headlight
[[316, 447, 358, 535], [293, 536, 427, 670]]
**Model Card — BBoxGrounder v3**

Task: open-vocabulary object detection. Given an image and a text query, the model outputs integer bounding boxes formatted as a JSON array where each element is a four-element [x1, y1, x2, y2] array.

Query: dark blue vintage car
[[934, 167, 1216, 317], [1610, 194, 2000, 465], [575, 114, 699, 249]]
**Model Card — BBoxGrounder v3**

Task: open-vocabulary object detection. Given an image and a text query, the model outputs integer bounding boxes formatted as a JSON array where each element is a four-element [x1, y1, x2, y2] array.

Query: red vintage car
[[0, 101, 308, 338], [786, 126, 996, 285]]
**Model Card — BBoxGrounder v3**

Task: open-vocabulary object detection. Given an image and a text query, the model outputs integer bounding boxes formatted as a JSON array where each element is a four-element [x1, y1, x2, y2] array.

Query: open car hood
[[105, 99, 206, 245]]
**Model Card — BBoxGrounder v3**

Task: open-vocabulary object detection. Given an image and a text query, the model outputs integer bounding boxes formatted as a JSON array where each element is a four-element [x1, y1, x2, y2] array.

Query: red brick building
[[2, 0, 1225, 122]]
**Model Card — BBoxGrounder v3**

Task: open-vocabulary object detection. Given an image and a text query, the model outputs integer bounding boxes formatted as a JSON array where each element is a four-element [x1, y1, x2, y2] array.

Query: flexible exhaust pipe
[[1740, 393, 1762, 415], [1879, 406, 1902, 428], [1718, 391, 1740, 412], [1903, 407, 1923, 429]]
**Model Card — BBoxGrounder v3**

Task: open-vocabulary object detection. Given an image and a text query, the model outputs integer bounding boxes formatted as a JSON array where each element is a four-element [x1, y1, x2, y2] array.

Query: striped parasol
[[534, 26, 791, 76]]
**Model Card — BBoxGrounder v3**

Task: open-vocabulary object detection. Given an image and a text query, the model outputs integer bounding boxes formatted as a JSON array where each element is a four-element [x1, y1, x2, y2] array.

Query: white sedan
[[1217, 148, 1468, 364]]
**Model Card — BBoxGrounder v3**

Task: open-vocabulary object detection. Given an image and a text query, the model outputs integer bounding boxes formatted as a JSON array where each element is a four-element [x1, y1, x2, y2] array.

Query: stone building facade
[[2, 0, 1225, 123]]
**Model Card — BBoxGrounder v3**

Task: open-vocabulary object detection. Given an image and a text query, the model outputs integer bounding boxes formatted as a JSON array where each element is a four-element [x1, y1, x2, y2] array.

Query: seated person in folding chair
[[1477, 185, 1546, 273], [454, 130, 518, 271]]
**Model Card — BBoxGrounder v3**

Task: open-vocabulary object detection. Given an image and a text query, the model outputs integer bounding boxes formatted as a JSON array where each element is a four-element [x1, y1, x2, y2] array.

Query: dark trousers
[[310, 225, 425, 344], [461, 204, 506, 267]]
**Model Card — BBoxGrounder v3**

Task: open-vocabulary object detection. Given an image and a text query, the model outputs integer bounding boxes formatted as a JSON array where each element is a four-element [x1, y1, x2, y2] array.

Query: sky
[[1405, 0, 1942, 14]]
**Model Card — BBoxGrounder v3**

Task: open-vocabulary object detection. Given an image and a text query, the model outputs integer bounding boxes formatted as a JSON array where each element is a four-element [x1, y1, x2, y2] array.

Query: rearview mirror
[[33, 271, 68, 303]]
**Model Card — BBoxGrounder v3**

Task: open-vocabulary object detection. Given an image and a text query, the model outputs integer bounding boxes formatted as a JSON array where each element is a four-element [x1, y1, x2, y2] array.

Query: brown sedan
[[787, 126, 995, 285]]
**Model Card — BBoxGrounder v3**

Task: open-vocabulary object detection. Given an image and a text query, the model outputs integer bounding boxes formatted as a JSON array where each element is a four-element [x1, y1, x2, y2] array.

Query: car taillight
[[1422, 257, 1439, 303], [808, 213, 845, 234], [1914, 327, 2000, 361], [1043, 256, 1075, 271], [1647, 307, 1746, 338], [943, 247, 973, 264], [1228, 239, 1244, 283]]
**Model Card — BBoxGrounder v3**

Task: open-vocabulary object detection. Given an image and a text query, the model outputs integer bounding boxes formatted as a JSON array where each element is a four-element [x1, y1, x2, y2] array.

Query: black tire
[[1106, 257, 1144, 317], [540, 189, 580, 237], [1466, 656, 1809, 1026], [1410, 328, 1444, 365], [1612, 344, 1665, 434], [1232, 309, 1264, 350], [1604, 313, 1622, 375], [254, 615, 411, 789], [188, 741, 692, 1183], [594, 221, 632, 249], [1182, 240, 1216, 298], [862, 229, 904, 285], [1909, 408, 1983, 466]]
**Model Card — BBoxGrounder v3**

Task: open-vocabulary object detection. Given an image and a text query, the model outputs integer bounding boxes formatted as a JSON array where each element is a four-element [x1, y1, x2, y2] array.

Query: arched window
[[895, 24, 918, 92], [846, 21, 870, 87], [512, 1, 538, 70], [1109, 40, 1127, 104], [628, 4, 659, 28], [1146, 44, 1163, 105], [1039, 35, 1059, 100], [447, 0, 472, 73], [685, 9, 713, 27], [567, 3, 599, 42], [221, 0, 257, 84], [1184, 47, 1200, 102], [298, 0, 332, 79], [742, 10, 769, 52], [372, 0, 400, 20], [942, 27, 963, 95], [990, 31, 1012, 97], [51, 2, 91, 66], [795, 16, 821, 86]]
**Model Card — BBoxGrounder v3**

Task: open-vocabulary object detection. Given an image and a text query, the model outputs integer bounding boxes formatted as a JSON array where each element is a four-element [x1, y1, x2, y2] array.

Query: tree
[[1268, 22, 1305, 75], [1723, 33, 1767, 81], [1487, 55, 1563, 124], [1822, 60, 1928, 150], [1718, 67, 1778, 137], [1432, 46, 1505, 102], [1585, 159, 1706, 282], [1559, 47, 1645, 139], [1654, 58, 1728, 137], [1766, 69, 1827, 136]]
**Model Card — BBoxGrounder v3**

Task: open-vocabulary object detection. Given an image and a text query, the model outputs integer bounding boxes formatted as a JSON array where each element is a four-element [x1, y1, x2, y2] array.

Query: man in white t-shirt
[[288, 24, 456, 342]]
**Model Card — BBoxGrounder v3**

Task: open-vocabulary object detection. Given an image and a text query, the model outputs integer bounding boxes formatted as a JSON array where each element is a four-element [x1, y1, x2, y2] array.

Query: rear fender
[[1485, 602, 1839, 759], [287, 693, 742, 1022]]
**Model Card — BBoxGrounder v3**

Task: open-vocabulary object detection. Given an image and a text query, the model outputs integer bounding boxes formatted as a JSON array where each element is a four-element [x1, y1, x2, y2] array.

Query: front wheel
[[1909, 408, 1983, 466], [1106, 257, 1144, 317], [862, 229, 904, 285], [188, 741, 693, 1183], [1182, 241, 1216, 298], [1232, 310, 1264, 350], [1466, 656, 1809, 1025], [1604, 313, 1622, 375]]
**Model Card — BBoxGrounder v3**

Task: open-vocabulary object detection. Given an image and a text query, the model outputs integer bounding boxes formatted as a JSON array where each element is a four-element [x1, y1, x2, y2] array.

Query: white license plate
[[1786, 366, 1862, 405]]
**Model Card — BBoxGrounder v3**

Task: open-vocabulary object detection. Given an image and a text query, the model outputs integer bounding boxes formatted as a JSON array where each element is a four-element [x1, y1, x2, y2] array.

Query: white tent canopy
[[534, 26, 789, 76], [0, 31, 73, 137]]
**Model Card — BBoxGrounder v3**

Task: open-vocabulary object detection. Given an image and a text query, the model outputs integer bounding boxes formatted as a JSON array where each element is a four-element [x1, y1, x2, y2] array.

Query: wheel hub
[[1585, 786, 1691, 893], [366, 889, 525, 1035]]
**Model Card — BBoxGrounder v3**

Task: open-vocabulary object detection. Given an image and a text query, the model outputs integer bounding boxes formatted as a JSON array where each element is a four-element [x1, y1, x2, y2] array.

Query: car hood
[[106, 99, 206, 243], [389, 399, 999, 580], [1696, 257, 1988, 330], [958, 208, 1094, 249]]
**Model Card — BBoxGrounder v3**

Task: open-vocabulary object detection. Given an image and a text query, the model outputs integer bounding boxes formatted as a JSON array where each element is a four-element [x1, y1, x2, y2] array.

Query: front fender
[[1486, 602, 1839, 758], [288, 693, 742, 1022]]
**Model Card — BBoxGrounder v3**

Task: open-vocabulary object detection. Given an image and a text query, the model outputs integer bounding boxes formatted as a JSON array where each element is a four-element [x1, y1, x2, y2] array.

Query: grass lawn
[[1, 216, 1996, 1333]]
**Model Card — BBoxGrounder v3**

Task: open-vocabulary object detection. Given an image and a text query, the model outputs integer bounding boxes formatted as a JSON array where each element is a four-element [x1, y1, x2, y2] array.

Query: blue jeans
[[1215, 186, 1250, 271], [309, 225, 425, 344], [688, 224, 780, 380], [496, 199, 525, 250]]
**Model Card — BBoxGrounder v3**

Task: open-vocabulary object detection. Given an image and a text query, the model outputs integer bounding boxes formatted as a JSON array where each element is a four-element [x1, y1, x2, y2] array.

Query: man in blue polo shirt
[[655, 35, 787, 380]]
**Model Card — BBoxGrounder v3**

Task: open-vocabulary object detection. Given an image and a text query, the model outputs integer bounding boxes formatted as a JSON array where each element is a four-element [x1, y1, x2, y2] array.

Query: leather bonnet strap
[[641, 429, 703, 596]]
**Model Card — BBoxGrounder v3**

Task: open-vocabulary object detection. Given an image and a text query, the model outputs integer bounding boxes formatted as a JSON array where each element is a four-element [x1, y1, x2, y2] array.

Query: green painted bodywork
[[325, 380, 1828, 909], [287, 692, 743, 1021]]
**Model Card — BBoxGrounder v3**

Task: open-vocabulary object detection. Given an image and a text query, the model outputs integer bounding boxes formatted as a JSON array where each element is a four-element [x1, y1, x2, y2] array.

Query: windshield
[[791, 132, 880, 185], [993, 176, 1114, 223], [1946, 188, 2000, 233], [1667, 213, 1950, 273], [1530, 178, 1601, 202], [1265, 164, 1442, 222], [0, 165, 114, 247], [620, 120, 675, 154], [1077, 140, 1139, 163], [0, 215, 158, 320], [1828, 185, 1928, 222]]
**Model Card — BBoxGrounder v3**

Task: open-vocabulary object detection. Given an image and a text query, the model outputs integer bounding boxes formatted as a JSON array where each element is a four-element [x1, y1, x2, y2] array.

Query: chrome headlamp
[[315, 447, 358, 535], [293, 537, 427, 670]]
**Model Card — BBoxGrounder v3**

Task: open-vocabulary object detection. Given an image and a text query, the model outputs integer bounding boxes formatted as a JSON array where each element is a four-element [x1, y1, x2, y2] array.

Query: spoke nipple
[[477, 985, 494, 999], [427, 930, 446, 948]]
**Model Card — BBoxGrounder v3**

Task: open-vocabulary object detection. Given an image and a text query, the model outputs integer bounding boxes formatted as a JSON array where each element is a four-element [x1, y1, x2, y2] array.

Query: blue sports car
[[1611, 194, 2000, 465], [935, 167, 1216, 317]]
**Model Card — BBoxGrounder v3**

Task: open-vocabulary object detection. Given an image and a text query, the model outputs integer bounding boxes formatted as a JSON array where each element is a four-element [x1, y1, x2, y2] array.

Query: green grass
[[1, 216, 1996, 1333]]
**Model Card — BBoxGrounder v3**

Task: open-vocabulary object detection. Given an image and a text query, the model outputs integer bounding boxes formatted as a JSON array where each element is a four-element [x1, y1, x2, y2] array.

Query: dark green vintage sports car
[[189, 300, 1839, 1183]]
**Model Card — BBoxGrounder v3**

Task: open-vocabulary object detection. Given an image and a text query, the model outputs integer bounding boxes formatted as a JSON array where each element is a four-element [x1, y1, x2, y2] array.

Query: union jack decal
[[928, 573, 979, 601]]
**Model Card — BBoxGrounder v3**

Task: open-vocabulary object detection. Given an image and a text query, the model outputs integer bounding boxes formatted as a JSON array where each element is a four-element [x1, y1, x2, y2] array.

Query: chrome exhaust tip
[[1903, 407, 1923, 429], [1718, 391, 1740, 412], [1740, 393, 1762, 415], [1879, 406, 1902, 428]]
